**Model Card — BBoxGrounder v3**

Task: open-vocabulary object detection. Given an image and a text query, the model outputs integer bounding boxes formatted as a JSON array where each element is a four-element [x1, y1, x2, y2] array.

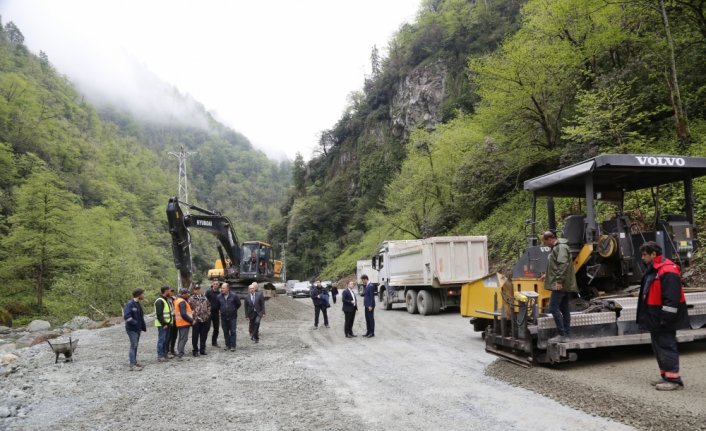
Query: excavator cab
[[239, 241, 274, 280]]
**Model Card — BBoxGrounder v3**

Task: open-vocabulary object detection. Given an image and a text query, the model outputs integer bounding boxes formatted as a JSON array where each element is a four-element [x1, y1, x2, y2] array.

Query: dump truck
[[373, 236, 488, 315], [356, 259, 379, 295], [462, 154, 706, 366]]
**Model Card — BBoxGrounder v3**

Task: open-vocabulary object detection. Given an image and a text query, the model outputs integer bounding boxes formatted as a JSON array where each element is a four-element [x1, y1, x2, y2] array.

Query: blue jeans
[[157, 326, 170, 358], [221, 317, 237, 349], [549, 290, 571, 336], [127, 330, 140, 365]]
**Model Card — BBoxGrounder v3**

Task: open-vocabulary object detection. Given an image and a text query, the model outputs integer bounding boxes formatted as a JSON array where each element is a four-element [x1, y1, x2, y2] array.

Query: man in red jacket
[[636, 241, 690, 391]]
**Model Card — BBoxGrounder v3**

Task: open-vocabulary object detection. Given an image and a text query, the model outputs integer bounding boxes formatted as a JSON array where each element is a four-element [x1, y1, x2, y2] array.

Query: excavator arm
[[166, 197, 241, 289]]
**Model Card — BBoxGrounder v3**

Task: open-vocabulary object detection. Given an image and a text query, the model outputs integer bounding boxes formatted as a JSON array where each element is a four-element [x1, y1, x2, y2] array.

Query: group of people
[[309, 276, 376, 338], [126, 238, 687, 392], [123, 281, 265, 371]]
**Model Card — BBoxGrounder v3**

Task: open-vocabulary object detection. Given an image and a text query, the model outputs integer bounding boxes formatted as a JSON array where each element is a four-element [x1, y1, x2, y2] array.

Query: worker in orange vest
[[173, 288, 194, 360]]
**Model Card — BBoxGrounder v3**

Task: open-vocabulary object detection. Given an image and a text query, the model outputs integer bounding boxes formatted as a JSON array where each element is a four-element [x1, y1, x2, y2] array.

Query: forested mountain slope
[[0, 19, 290, 325], [274, 0, 706, 281]]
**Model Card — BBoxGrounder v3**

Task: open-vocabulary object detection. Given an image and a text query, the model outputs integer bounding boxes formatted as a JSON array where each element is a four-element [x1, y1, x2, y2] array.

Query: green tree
[[4, 21, 24, 46], [562, 80, 663, 158], [0, 168, 80, 310], [292, 152, 306, 194]]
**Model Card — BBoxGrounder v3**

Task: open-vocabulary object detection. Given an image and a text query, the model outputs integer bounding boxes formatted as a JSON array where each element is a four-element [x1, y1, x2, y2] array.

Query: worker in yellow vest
[[154, 286, 173, 362], [173, 288, 194, 360]]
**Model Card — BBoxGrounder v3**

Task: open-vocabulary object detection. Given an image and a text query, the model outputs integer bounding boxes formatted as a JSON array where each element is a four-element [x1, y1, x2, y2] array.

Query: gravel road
[[1, 295, 699, 430]]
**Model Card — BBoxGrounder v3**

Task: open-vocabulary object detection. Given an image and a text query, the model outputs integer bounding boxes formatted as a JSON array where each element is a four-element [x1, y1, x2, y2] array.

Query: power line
[[168, 145, 196, 288]]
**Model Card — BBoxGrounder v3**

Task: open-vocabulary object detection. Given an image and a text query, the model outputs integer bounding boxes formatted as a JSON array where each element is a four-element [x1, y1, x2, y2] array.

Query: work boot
[[130, 364, 144, 371], [549, 335, 569, 343], [212, 342, 220, 348], [200, 350, 207, 355], [193, 351, 199, 357], [655, 381, 683, 391], [650, 378, 666, 386]]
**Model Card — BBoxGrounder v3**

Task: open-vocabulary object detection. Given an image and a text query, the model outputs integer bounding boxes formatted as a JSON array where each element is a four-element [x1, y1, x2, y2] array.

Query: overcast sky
[[0, 0, 421, 160]]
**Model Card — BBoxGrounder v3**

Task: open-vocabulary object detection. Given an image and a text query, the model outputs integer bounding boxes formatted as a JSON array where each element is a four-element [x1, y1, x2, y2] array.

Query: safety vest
[[173, 297, 193, 327], [154, 296, 172, 327], [645, 258, 685, 307]]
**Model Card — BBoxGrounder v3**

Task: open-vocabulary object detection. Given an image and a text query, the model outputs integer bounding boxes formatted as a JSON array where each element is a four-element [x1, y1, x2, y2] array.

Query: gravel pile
[[485, 341, 706, 431]]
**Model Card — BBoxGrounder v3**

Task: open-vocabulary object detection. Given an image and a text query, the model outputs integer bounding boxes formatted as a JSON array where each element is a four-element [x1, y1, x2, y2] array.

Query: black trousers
[[332, 294, 337, 304], [169, 325, 178, 353], [191, 320, 211, 353], [344, 310, 356, 336], [249, 314, 262, 340], [651, 329, 683, 384], [365, 308, 375, 335], [314, 305, 329, 327], [210, 312, 220, 345]]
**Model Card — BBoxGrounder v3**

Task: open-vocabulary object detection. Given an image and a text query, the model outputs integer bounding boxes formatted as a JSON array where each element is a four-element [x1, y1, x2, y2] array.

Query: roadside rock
[[0, 326, 11, 334], [27, 321, 50, 333], [15, 331, 61, 348], [0, 354, 18, 366], [64, 316, 96, 331], [0, 406, 11, 418]]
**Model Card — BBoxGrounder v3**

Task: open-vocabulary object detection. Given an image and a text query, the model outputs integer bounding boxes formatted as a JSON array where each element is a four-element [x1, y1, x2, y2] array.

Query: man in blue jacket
[[310, 280, 329, 329], [217, 283, 242, 351], [362, 275, 375, 338], [124, 288, 147, 371]]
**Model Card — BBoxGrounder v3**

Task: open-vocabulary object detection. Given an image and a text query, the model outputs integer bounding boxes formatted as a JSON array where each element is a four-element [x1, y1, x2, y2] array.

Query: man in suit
[[244, 282, 265, 343], [342, 281, 358, 338], [361, 275, 375, 338]]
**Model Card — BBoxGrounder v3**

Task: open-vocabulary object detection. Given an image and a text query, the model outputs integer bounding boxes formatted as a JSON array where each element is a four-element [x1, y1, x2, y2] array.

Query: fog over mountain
[[0, 0, 420, 161]]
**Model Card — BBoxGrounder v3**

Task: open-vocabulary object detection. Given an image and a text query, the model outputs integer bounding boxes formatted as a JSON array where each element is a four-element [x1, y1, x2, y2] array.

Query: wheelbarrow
[[47, 337, 79, 363]]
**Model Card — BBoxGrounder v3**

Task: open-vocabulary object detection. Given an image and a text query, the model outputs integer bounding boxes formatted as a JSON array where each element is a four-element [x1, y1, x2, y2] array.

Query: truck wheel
[[382, 289, 392, 310], [405, 290, 418, 314], [417, 290, 433, 315], [430, 290, 442, 315]]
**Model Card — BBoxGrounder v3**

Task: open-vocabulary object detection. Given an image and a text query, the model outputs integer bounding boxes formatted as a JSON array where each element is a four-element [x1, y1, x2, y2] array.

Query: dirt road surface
[[1, 296, 702, 430]]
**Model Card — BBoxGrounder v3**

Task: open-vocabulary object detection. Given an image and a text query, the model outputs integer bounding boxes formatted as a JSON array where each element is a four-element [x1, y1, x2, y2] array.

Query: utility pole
[[168, 145, 196, 288], [280, 242, 287, 282]]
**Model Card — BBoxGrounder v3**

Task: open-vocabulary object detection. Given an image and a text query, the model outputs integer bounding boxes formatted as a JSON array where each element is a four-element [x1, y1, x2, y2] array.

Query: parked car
[[285, 280, 300, 296], [291, 281, 312, 298], [272, 282, 286, 294]]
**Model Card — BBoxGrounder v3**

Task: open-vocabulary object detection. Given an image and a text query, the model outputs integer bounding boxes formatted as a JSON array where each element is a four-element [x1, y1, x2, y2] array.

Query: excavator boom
[[166, 197, 241, 289]]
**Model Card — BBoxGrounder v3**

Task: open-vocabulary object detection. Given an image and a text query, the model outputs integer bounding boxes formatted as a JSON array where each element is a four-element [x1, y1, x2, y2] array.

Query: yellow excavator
[[461, 154, 706, 366], [166, 197, 277, 298]]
